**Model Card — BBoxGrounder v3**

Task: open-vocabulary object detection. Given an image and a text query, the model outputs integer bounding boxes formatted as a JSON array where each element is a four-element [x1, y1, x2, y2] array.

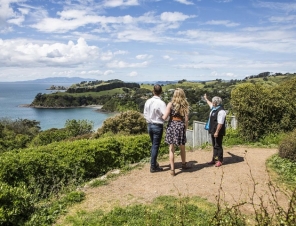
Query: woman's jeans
[[148, 123, 163, 169]]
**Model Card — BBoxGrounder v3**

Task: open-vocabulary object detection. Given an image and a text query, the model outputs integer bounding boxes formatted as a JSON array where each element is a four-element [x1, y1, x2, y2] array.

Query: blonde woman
[[162, 88, 191, 176]]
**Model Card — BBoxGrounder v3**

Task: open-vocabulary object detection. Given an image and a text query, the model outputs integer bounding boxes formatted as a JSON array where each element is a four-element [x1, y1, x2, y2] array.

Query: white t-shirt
[[143, 96, 166, 124]]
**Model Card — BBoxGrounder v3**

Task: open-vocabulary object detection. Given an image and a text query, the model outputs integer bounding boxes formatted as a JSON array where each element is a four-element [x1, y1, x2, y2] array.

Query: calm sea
[[0, 83, 115, 131]]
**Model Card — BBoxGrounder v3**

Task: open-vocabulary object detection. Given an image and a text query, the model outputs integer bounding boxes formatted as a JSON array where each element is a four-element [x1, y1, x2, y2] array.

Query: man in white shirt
[[143, 84, 166, 173]]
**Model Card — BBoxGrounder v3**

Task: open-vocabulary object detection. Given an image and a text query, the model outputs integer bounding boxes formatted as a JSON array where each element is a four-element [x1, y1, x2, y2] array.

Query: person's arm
[[184, 114, 188, 130], [204, 94, 212, 108], [162, 102, 172, 120], [214, 124, 222, 137], [143, 101, 149, 121]]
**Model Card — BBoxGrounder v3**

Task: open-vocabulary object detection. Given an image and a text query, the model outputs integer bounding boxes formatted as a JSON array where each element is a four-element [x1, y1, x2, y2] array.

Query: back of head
[[172, 88, 189, 116], [153, 84, 162, 95], [173, 88, 186, 99]]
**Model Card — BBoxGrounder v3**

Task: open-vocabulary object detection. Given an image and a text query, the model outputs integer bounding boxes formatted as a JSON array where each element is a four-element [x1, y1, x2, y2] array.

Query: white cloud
[[0, 38, 100, 67], [7, 15, 25, 25], [174, 0, 194, 5], [129, 71, 138, 77], [103, 0, 139, 8], [114, 50, 128, 55], [0, 0, 21, 26], [255, 2, 296, 12], [100, 51, 114, 61], [205, 20, 240, 27], [106, 60, 149, 68], [179, 28, 296, 53], [163, 55, 173, 61], [116, 29, 162, 42], [160, 12, 194, 22], [216, 0, 232, 2], [30, 10, 136, 33], [86, 70, 103, 75], [104, 70, 114, 75], [136, 54, 153, 60], [269, 15, 296, 23]]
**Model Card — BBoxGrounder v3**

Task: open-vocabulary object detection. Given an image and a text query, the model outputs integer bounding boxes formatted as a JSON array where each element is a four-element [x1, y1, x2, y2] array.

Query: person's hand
[[214, 132, 218, 137]]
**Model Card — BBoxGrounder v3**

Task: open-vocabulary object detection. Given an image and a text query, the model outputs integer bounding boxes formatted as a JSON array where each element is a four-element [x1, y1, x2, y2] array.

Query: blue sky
[[1, 0, 296, 82]]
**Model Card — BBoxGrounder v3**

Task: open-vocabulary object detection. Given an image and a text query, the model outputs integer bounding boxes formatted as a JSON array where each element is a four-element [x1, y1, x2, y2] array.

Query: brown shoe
[[182, 162, 191, 170]]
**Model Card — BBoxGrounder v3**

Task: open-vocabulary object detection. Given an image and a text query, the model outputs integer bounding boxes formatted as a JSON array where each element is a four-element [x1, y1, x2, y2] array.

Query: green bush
[[278, 129, 296, 162], [231, 77, 296, 141], [223, 128, 246, 146], [0, 134, 166, 200], [0, 182, 34, 226], [64, 119, 94, 137], [97, 110, 147, 136], [29, 128, 70, 147], [0, 118, 41, 152], [0, 137, 122, 199]]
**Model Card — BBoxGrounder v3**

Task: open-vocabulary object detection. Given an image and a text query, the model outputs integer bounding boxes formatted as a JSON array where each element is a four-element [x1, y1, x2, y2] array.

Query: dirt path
[[57, 146, 291, 224]]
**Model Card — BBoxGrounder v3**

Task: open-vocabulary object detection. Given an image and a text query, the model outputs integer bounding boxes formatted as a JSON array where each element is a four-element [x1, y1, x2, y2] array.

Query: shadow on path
[[171, 152, 245, 175], [223, 152, 245, 165]]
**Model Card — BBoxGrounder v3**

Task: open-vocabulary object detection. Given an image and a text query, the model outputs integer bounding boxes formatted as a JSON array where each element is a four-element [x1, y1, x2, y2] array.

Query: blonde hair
[[171, 88, 189, 117]]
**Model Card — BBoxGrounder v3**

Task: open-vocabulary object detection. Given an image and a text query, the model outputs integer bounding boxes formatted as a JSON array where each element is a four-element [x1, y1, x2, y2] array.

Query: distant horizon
[[0, 76, 206, 84], [1, 71, 294, 84]]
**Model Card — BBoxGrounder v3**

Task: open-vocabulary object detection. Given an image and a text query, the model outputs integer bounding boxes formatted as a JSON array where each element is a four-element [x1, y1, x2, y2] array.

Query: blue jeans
[[148, 123, 163, 169]]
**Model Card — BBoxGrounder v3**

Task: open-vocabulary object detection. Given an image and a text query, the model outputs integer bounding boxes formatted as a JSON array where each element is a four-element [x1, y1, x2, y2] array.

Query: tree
[[231, 77, 296, 141], [64, 119, 94, 137], [97, 111, 147, 135]]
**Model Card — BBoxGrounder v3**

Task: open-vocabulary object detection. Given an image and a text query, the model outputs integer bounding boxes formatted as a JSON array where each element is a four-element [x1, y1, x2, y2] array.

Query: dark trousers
[[148, 123, 163, 169], [211, 135, 224, 162]]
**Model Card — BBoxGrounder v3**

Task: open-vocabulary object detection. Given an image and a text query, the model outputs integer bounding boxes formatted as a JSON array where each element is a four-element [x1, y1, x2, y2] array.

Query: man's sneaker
[[207, 160, 216, 165], [150, 166, 163, 173], [215, 161, 222, 167]]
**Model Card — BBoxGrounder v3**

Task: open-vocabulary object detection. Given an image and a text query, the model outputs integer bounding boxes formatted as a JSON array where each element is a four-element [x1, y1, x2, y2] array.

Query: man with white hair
[[204, 94, 227, 167]]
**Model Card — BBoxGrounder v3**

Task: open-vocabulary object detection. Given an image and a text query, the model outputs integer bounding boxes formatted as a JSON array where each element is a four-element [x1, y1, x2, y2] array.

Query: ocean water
[[0, 83, 115, 131]]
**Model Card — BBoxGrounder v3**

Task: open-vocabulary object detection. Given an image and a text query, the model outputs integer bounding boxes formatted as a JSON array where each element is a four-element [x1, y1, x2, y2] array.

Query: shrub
[[223, 128, 246, 146], [97, 110, 147, 136], [278, 129, 296, 162], [64, 119, 94, 137], [0, 118, 41, 152], [0, 137, 122, 199], [29, 128, 70, 147], [231, 77, 296, 141], [0, 182, 34, 225]]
